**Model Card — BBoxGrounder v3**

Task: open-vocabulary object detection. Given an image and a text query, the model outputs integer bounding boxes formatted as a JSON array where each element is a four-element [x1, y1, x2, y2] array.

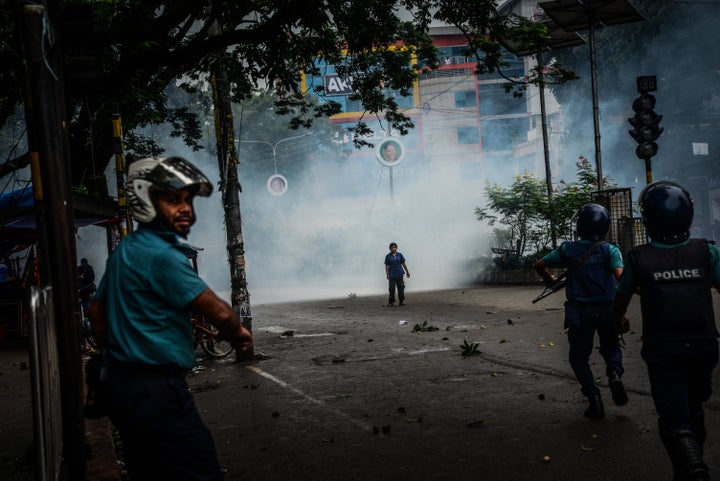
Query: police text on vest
[[652, 268, 702, 281]]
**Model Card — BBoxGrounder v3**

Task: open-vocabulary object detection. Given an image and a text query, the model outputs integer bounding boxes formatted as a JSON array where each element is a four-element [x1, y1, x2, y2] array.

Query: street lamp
[[236, 132, 316, 176], [236, 132, 316, 195]]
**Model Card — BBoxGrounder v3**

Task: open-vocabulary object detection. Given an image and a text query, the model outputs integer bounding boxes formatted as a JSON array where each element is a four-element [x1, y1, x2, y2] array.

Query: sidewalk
[[0, 342, 120, 481], [0, 341, 35, 481]]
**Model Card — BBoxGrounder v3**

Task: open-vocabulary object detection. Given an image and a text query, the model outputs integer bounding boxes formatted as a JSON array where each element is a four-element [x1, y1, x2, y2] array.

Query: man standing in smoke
[[385, 242, 410, 306]]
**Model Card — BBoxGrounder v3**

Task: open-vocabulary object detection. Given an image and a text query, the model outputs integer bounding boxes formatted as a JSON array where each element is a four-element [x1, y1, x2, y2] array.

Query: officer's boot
[[584, 393, 605, 419], [664, 429, 710, 481], [608, 373, 628, 406]]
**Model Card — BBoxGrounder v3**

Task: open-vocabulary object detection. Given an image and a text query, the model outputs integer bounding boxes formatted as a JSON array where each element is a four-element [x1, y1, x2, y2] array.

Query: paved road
[[192, 285, 720, 481], [1, 284, 719, 480]]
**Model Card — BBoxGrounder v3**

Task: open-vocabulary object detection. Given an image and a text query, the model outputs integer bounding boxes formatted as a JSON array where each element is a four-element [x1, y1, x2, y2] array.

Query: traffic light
[[628, 93, 663, 160]]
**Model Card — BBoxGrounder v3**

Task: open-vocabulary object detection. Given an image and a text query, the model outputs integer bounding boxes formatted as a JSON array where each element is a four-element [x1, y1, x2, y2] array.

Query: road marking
[[263, 326, 338, 337], [391, 347, 451, 356], [245, 365, 374, 432]]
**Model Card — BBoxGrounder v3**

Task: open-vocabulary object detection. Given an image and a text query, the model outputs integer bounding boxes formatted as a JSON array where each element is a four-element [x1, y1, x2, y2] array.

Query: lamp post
[[500, 18, 585, 248], [237, 133, 316, 175]]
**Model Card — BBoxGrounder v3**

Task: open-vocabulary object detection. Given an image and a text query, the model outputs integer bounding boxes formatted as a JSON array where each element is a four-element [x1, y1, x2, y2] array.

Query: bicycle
[[192, 313, 235, 358], [187, 245, 235, 358], [79, 295, 234, 357]]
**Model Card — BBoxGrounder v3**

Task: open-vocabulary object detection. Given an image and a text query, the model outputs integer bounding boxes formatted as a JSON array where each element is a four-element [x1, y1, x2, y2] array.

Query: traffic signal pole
[[644, 158, 653, 185], [589, 22, 603, 189]]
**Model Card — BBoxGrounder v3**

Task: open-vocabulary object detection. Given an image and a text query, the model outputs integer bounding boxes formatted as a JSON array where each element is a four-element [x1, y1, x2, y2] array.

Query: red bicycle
[[192, 314, 235, 358], [187, 246, 235, 358]]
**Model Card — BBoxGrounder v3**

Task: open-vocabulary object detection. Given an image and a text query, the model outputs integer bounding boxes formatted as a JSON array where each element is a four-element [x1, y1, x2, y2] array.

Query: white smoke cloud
[[74, 138, 494, 306]]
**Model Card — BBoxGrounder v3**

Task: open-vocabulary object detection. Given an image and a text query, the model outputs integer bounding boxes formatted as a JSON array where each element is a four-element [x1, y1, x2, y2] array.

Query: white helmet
[[126, 156, 213, 223]]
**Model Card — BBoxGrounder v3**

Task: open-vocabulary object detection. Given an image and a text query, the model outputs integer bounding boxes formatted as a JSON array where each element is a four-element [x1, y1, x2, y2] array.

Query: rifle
[[531, 240, 605, 304], [531, 271, 567, 304]]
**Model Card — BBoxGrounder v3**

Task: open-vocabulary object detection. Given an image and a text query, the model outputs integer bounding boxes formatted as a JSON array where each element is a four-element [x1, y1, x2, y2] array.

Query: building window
[[438, 45, 470, 65], [477, 52, 524, 80], [693, 142, 709, 155], [458, 126, 480, 145], [455, 90, 477, 108], [481, 118, 528, 151], [478, 83, 526, 116]]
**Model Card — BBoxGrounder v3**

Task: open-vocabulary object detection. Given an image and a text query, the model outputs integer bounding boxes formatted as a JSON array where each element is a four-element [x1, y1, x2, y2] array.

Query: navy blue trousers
[[642, 339, 718, 444], [105, 364, 223, 481], [565, 302, 624, 397], [388, 276, 405, 303]]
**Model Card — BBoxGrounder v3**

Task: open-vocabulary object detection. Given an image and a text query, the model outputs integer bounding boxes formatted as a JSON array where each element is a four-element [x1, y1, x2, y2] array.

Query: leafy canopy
[[1, 0, 559, 188]]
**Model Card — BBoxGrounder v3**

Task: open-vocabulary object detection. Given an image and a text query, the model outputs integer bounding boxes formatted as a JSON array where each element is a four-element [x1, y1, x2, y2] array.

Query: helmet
[[639, 181, 693, 244], [126, 156, 213, 223], [575, 203, 610, 240]]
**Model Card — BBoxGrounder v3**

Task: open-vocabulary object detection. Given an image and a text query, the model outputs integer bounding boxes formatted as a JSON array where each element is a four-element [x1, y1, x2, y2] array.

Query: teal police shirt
[[94, 225, 208, 370], [543, 240, 623, 271]]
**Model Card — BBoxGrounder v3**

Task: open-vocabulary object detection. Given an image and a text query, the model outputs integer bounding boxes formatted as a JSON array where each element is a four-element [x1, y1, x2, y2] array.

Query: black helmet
[[126, 157, 213, 223], [576, 203, 610, 240], [639, 181, 693, 244]]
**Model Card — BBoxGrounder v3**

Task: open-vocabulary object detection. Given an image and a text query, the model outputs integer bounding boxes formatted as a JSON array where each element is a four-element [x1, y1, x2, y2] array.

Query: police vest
[[632, 239, 719, 341], [563, 241, 616, 304]]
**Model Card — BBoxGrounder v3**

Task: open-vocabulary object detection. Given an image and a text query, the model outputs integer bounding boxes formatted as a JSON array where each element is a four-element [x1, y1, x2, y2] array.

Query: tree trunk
[[211, 66, 253, 362]]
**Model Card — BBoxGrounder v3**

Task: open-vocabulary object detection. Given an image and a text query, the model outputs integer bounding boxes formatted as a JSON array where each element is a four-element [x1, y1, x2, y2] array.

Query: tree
[[476, 158, 615, 265], [2, 0, 557, 189], [475, 173, 548, 260]]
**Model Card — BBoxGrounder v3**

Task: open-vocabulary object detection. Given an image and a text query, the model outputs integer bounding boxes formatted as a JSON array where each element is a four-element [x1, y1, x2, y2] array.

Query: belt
[[108, 360, 188, 378]]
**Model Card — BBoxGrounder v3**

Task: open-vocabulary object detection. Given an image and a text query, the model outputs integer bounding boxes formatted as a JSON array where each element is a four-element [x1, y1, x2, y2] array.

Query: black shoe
[[584, 394, 605, 419], [388, 301, 395, 306], [609, 375, 628, 406], [670, 430, 711, 481], [399, 301, 405, 305]]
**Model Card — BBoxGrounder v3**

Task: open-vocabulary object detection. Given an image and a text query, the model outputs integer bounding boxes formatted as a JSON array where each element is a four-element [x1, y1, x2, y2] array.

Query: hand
[[544, 275, 557, 288], [406, 272, 410, 278], [222, 324, 254, 351]]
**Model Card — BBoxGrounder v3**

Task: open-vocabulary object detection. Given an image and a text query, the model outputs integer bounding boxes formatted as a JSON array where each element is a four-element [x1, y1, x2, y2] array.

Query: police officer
[[613, 181, 719, 481], [536, 203, 627, 418]]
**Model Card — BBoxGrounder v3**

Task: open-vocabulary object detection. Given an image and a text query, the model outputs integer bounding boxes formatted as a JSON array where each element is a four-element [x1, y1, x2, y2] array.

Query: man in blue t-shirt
[[535, 203, 626, 419], [384, 242, 410, 306], [89, 156, 253, 481]]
